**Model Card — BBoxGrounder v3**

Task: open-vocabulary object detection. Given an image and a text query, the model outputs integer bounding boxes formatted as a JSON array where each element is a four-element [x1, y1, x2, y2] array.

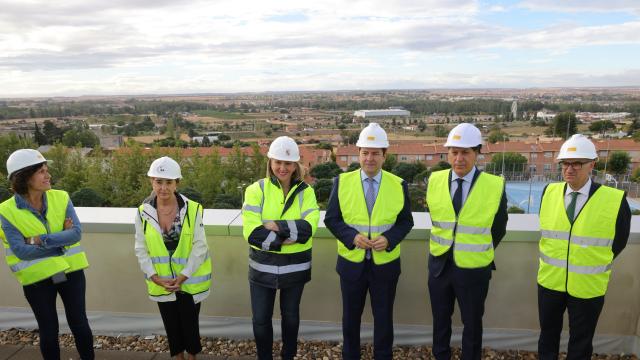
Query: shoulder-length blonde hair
[[266, 158, 306, 183]]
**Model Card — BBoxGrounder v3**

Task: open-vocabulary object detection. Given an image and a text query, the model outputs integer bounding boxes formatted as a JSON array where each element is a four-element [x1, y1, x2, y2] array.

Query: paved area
[[0, 344, 251, 359]]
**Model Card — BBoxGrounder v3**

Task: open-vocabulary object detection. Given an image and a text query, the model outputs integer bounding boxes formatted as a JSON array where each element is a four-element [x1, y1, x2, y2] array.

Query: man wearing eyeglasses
[[537, 134, 631, 360]]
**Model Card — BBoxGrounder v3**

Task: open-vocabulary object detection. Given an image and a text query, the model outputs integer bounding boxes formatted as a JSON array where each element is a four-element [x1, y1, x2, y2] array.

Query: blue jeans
[[250, 283, 305, 360], [23, 270, 94, 360]]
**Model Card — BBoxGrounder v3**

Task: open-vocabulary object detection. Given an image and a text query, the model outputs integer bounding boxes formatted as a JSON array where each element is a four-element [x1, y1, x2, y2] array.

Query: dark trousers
[[340, 261, 399, 360], [428, 263, 490, 360], [22, 270, 94, 360], [538, 285, 605, 360], [250, 282, 305, 360], [157, 292, 202, 357]]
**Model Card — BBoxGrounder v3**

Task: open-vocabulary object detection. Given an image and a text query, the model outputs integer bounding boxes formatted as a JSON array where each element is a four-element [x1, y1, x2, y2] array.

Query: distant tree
[[507, 206, 525, 214], [42, 120, 64, 144], [488, 130, 509, 144], [315, 142, 333, 150], [408, 185, 425, 211], [218, 134, 231, 141], [180, 187, 204, 204], [382, 153, 397, 172], [347, 162, 360, 172], [431, 161, 451, 172], [433, 125, 448, 137], [34, 122, 47, 145], [201, 136, 211, 147], [62, 128, 100, 147], [212, 193, 241, 209], [313, 179, 334, 206], [626, 117, 640, 136], [418, 120, 427, 132], [310, 162, 342, 179], [71, 188, 106, 207], [546, 112, 577, 139], [608, 151, 631, 175], [588, 120, 616, 133], [392, 162, 425, 183], [490, 152, 528, 173]]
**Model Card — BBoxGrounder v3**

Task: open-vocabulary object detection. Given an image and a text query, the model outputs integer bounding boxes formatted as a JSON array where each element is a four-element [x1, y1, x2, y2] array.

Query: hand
[[353, 234, 372, 249], [24, 236, 42, 246], [63, 217, 73, 230], [150, 274, 175, 292], [263, 221, 279, 232], [371, 235, 389, 251], [165, 274, 188, 292], [282, 238, 296, 245]]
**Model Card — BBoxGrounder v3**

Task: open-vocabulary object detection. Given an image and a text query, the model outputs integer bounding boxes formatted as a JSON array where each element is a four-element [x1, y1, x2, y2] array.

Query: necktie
[[365, 177, 376, 259], [452, 178, 464, 215], [365, 177, 376, 215], [566, 191, 579, 223]]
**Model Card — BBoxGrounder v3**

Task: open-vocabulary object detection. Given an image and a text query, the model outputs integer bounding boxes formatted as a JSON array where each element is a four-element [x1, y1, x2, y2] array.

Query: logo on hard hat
[[367, 136, 375, 141], [158, 166, 166, 172], [453, 135, 461, 140], [285, 149, 290, 156], [567, 147, 576, 152]]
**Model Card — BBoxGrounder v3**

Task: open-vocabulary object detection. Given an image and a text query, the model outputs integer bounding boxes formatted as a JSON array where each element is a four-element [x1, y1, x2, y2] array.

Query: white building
[[353, 109, 410, 118]]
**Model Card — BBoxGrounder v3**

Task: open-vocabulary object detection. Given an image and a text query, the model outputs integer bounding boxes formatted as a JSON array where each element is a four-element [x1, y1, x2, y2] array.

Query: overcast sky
[[0, 0, 639, 97]]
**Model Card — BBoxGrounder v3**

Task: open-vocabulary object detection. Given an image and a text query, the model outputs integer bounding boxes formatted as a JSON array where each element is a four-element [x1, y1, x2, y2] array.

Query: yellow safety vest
[[242, 178, 319, 255], [0, 190, 88, 285], [538, 183, 622, 299], [337, 170, 404, 265], [139, 200, 212, 298], [426, 170, 504, 268]]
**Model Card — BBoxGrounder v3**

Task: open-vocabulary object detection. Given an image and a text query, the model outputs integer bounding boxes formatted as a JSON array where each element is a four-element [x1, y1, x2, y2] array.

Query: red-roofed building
[[335, 138, 640, 174]]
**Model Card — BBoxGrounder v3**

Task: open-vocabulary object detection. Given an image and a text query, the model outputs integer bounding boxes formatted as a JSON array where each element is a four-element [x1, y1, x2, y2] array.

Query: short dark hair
[[473, 145, 482, 154], [10, 162, 46, 195]]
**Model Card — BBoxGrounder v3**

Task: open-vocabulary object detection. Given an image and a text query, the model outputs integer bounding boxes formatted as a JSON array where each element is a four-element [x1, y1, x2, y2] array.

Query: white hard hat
[[557, 134, 597, 160], [268, 136, 300, 161], [6, 149, 49, 179], [444, 123, 482, 148], [356, 123, 389, 148], [147, 156, 182, 179]]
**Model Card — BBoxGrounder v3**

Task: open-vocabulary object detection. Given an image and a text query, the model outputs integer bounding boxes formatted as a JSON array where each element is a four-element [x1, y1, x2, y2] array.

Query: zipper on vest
[[565, 222, 574, 292]]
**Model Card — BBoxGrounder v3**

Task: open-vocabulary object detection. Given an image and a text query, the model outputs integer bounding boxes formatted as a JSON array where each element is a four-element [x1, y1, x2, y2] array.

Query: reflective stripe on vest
[[141, 200, 212, 297], [337, 170, 404, 265], [426, 169, 504, 268], [538, 183, 622, 299], [0, 190, 80, 285], [248, 259, 312, 275]]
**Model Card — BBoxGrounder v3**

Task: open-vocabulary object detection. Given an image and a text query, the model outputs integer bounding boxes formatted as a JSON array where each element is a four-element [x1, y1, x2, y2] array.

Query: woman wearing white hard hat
[[0, 149, 94, 360], [134, 156, 212, 360], [242, 136, 320, 360]]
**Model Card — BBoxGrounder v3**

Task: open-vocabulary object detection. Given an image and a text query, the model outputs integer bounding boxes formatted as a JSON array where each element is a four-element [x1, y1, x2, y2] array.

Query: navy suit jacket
[[427, 169, 508, 278], [324, 172, 414, 281]]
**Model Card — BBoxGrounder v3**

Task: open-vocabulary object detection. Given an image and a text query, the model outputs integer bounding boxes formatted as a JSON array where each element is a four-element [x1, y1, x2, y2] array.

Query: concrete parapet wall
[[1, 209, 639, 351]]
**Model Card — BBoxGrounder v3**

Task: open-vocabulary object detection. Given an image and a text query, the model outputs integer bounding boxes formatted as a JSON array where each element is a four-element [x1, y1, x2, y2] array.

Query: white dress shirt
[[564, 178, 591, 221], [450, 167, 477, 205]]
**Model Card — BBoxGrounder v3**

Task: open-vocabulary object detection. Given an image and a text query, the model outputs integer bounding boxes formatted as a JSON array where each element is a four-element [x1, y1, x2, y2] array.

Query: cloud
[[518, 0, 640, 13]]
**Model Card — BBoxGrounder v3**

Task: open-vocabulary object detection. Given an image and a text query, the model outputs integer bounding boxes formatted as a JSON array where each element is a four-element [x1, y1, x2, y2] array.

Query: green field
[[193, 110, 248, 119]]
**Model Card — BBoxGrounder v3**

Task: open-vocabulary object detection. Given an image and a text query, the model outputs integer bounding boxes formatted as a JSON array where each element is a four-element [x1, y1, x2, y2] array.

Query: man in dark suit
[[324, 122, 413, 360], [537, 134, 630, 360], [425, 123, 508, 360]]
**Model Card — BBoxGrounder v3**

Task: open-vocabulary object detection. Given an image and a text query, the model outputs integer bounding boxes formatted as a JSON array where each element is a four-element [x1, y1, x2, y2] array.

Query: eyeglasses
[[560, 161, 591, 170]]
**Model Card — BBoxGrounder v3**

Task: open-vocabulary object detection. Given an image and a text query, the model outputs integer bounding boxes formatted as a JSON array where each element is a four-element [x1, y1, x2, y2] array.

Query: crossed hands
[[264, 221, 296, 245], [24, 218, 74, 246], [353, 234, 388, 251], [150, 274, 188, 292]]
